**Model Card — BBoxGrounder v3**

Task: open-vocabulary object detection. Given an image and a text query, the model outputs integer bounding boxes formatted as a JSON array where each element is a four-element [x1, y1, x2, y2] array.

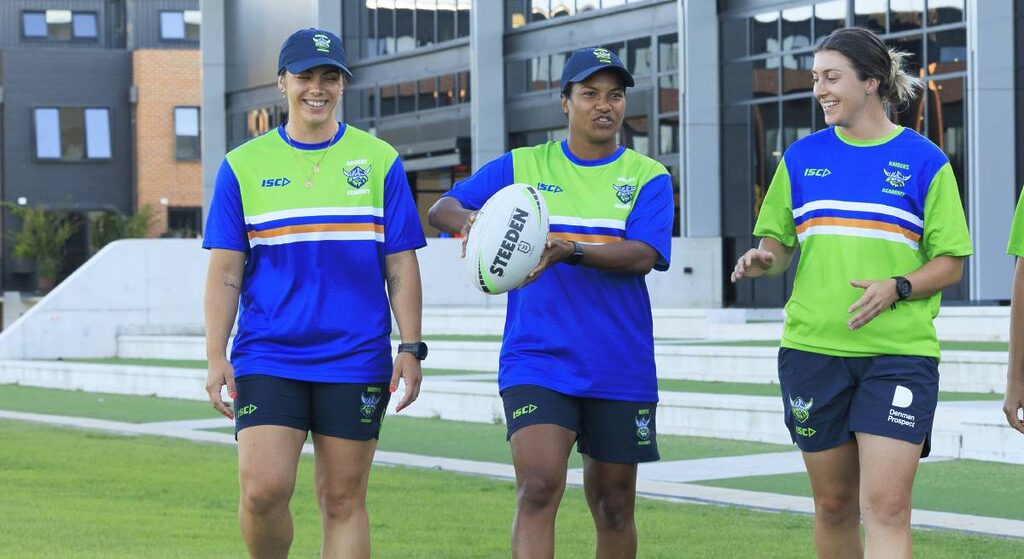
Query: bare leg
[[582, 456, 638, 559], [801, 439, 862, 559], [237, 425, 307, 559], [509, 424, 577, 559], [312, 434, 378, 559], [857, 433, 921, 559]]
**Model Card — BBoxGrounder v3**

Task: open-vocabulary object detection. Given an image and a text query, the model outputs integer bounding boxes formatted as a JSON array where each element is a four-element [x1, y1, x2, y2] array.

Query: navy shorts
[[778, 348, 939, 456], [233, 374, 391, 441], [501, 384, 659, 464]]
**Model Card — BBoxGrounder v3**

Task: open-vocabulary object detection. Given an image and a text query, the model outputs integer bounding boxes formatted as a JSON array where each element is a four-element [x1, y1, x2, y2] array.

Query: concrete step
[[2, 358, 1020, 464], [116, 336, 1008, 395]]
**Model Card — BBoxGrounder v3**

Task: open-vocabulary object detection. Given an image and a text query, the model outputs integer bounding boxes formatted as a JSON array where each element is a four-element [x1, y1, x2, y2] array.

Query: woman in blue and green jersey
[[731, 27, 971, 559], [428, 48, 674, 558], [1004, 196, 1024, 435], [202, 28, 427, 558]]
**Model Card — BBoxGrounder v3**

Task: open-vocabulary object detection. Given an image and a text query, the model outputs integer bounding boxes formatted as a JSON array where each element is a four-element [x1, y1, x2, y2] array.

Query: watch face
[[897, 279, 912, 299]]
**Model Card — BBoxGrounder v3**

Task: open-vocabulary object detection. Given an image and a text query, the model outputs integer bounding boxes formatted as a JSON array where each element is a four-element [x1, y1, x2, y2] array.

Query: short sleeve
[[625, 174, 674, 271], [382, 158, 427, 255], [1007, 187, 1024, 256], [752, 159, 797, 248], [922, 162, 972, 259], [202, 159, 248, 252], [443, 153, 514, 210]]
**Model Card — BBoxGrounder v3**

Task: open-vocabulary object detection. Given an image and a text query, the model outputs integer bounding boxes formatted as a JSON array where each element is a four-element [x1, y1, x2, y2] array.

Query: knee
[[861, 493, 911, 528], [316, 486, 365, 521], [814, 493, 859, 527], [240, 481, 293, 517], [516, 474, 565, 514], [590, 490, 633, 532]]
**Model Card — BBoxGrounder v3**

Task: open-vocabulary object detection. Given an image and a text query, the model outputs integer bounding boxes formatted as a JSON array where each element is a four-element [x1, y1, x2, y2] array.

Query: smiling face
[[561, 70, 625, 146], [811, 49, 880, 128], [278, 65, 343, 130]]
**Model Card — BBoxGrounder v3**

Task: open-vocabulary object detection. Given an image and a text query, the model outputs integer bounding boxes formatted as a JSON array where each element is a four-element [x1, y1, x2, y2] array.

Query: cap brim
[[283, 56, 353, 77], [565, 65, 635, 89]]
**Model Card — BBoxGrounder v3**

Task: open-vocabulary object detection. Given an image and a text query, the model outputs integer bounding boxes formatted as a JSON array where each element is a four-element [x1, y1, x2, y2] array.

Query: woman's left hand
[[847, 279, 899, 331]]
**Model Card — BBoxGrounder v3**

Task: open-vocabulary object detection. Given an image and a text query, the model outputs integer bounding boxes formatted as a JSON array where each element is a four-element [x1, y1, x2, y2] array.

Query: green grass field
[[2, 420, 1021, 558], [699, 459, 1024, 521]]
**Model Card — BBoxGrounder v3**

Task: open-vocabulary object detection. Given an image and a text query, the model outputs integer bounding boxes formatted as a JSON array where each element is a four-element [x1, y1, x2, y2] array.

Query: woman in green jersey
[[731, 27, 971, 558]]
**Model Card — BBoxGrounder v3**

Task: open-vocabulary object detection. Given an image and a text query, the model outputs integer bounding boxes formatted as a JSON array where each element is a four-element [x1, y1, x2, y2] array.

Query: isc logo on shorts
[[512, 404, 537, 419]]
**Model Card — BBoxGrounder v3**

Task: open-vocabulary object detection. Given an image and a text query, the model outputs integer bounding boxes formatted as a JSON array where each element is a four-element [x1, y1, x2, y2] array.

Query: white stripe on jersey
[[249, 231, 386, 246], [797, 225, 919, 250], [548, 215, 627, 230], [245, 206, 384, 226], [792, 200, 923, 228]]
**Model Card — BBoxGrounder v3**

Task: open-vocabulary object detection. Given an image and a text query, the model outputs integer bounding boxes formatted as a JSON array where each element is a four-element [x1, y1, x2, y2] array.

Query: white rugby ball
[[465, 183, 550, 294]]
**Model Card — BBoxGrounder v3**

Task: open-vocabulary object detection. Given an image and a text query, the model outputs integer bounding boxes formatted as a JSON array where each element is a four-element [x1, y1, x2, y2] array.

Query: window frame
[[33, 106, 112, 163], [21, 9, 99, 41], [173, 106, 201, 161], [159, 10, 200, 42]]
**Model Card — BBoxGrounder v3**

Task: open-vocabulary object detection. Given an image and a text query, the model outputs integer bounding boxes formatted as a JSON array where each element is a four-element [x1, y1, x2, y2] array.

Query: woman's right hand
[[459, 211, 478, 258], [731, 248, 776, 283], [206, 358, 237, 420]]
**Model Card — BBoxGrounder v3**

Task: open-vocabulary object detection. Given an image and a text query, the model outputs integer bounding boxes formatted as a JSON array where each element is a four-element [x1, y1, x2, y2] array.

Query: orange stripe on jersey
[[248, 223, 384, 240], [550, 232, 624, 244], [795, 217, 921, 243]]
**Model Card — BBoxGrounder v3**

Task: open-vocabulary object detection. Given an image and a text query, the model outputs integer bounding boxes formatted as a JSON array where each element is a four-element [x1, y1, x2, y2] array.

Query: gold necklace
[[283, 126, 336, 189]]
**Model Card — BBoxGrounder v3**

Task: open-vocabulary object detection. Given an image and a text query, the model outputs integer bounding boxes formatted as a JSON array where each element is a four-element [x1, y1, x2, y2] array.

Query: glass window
[[599, 42, 623, 57], [602, 0, 627, 8], [168, 207, 202, 236], [750, 11, 779, 56], [46, 9, 72, 40], [781, 6, 811, 52], [529, 56, 549, 91], [658, 115, 679, 155], [183, 10, 201, 41], [160, 11, 185, 40], [23, 12, 47, 37], [508, 0, 527, 29], [928, 29, 966, 75], [396, 2, 414, 52], [658, 34, 677, 73], [34, 108, 61, 159], [619, 116, 649, 155], [627, 36, 653, 76], [782, 51, 814, 94], [456, 0, 470, 38], [174, 107, 200, 160], [458, 71, 470, 103], [363, 4, 378, 57], [418, 77, 438, 110], [720, 17, 748, 60], [416, 0, 435, 46], [658, 75, 679, 113], [887, 36, 923, 78], [380, 84, 398, 116], [439, 74, 456, 106], [72, 12, 97, 38], [398, 81, 416, 113], [505, 59, 528, 95], [854, 0, 886, 34], [377, 1, 395, 55], [437, 0, 456, 42], [889, 0, 924, 33], [84, 108, 111, 159], [929, 0, 964, 26], [722, 57, 780, 104], [813, 1, 845, 42], [927, 77, 966, 187], [783, 98, 812, 150], [578, 1, 599, 13], [550, 51, 568, 89], [530, 0, 549, 23], [550, 1, 574, 18], [890, 75, 925, 132]]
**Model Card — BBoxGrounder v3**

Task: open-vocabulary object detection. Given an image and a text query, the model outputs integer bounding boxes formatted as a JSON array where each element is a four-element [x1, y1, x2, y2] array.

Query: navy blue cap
[[278, 28, 352, 77], [559, 47, 635, 93]]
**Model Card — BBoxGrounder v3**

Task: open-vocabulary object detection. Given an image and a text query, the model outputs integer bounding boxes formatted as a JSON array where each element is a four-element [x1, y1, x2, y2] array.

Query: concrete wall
[[0, 236, 723, 359]]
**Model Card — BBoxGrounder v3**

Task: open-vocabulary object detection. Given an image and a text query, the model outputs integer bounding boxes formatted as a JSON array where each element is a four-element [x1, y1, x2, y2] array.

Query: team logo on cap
[[592, 48, 613, 64], [343, 164, 372, 189], [613, 182, 637, 205], [312, 33, 331, 53]]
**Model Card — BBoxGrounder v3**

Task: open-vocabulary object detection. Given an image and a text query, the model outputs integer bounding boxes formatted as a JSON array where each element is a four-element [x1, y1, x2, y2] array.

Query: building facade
[[0, 0, 201, 290], [203, 0, 1016, 306]]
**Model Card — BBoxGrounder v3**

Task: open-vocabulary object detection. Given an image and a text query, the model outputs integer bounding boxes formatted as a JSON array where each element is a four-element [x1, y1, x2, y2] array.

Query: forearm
[[573, 240, 659, 275], [904, 255, 964, 300], [427, 197, 473, 234], [757, 237, 795, 277], [204, 251, 244, 362], [1009, 259, 1024, 384], [386, 250, 423, 343]]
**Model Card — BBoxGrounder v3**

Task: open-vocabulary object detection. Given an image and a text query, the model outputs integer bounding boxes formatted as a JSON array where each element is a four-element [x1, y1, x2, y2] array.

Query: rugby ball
[[465, 183, 550, 294]]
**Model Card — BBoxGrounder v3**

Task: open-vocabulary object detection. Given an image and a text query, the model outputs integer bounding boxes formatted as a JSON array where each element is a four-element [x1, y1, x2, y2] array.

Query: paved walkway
[[3, 409, 1023, 540]]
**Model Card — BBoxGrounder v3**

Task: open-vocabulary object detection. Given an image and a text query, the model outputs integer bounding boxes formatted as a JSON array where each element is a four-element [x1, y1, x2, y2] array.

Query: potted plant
[[3, 202, 75, 293], [89, 205, 155, 254]]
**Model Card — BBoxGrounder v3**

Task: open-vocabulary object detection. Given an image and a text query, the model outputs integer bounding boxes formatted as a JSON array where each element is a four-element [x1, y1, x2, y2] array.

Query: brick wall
[[132, 49, 201, 236]]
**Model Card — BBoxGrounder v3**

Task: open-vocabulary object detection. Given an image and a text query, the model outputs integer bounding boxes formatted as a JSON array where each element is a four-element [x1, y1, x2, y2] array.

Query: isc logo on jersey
[[261, 177, 291, 187], [465, 183, 550, 294], [536, 182, 563, 193], [804, 168, 831, 177]]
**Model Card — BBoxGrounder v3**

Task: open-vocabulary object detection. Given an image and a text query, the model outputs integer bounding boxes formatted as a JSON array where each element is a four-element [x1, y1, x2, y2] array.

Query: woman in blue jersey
[[202, 28, 427, 558], [428, 48, 674, 558], [732, 27, 971, 558]]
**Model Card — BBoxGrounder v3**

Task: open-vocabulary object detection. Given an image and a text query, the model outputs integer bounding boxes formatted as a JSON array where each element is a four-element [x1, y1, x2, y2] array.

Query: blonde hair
[[884, 48, 924, 106]]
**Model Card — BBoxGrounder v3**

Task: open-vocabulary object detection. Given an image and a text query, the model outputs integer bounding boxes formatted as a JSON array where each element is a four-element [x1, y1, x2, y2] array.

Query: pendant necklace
[[283, 126, 336, 189]]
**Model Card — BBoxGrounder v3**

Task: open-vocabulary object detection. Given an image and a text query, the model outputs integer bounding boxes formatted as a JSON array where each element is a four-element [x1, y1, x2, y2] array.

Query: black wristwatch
[[397, 341, 428, 360], [893, 276, 912, 301], [565, 241, 585, 265]]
